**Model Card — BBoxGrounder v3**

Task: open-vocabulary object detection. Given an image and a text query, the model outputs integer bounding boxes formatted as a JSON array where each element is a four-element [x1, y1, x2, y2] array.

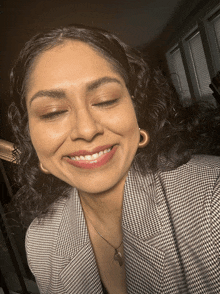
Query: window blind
[[170, 48, 191, 105], [188, 31, 212, 98], [213, 14, 220, 53]]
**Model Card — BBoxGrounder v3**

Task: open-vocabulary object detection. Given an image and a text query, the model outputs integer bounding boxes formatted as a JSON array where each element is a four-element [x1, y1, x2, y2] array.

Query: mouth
[[65, 145, 117, 169]]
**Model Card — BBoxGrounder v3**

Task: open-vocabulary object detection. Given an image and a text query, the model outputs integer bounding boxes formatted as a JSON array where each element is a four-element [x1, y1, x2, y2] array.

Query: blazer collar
[[55, 161, 165, 293], [56, 189, 103, 293], [55, 162, 162, 256], [56, 188, 89, 257], [122, 162, 162, 241], [122, 162, 165, 293]]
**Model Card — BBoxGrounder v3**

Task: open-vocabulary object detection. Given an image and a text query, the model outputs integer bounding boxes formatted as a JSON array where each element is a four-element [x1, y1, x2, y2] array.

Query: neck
[[79, 177, 126, 224]]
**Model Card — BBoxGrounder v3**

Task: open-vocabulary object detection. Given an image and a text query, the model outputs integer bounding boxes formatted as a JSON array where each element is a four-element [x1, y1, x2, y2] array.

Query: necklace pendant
[[114, 249, 123, 266]]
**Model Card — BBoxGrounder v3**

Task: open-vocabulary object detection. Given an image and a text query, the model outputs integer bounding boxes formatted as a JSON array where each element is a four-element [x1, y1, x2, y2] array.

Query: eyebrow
[[29, 76, 122, 107], [87, 76, 122, 91], [29, 89, 66, 106]]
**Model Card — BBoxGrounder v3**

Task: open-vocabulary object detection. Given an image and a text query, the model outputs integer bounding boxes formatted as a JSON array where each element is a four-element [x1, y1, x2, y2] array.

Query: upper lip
[[68, 144, 113, 157]]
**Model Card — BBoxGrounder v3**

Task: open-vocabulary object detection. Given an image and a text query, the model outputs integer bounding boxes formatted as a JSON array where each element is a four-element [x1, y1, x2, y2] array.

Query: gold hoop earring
[[138, 129, 149, 148], [39, 162, 50, 174]]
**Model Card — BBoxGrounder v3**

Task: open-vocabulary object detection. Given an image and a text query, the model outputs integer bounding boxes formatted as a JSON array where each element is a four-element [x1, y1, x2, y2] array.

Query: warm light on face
[[26, 41, 140, 194]]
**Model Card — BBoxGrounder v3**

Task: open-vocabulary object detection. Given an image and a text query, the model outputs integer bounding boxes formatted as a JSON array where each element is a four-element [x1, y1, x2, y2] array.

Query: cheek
[[121, 106, 140, 150], [28, 119, 69, 157], [106, 104, 139, 137]]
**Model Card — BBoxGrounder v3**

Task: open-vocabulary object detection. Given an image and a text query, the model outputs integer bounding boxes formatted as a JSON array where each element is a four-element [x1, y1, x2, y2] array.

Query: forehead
[[27, 41, 122, 88]]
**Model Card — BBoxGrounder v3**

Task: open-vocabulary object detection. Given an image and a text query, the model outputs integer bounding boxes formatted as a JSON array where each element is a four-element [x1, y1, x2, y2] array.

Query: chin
[[77, 182, 116, 195], [73, 174, 124, 195]]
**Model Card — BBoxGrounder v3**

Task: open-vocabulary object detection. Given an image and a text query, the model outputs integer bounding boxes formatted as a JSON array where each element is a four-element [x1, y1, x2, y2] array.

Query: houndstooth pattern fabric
[[26, 155, 220, 293]]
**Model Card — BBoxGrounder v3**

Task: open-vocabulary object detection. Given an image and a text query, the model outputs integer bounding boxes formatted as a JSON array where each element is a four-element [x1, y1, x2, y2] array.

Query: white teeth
[[85, 155, 92, 160], [70, 147, 112, 161], [92, 153, 99, 159]]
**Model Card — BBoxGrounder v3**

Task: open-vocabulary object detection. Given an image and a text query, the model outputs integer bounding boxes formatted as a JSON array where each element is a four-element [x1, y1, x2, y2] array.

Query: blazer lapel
[[56, 189, 103, 294], [53, 162, 165, 293], [122, 163, 165, 293], [60, 243, 103, 294]]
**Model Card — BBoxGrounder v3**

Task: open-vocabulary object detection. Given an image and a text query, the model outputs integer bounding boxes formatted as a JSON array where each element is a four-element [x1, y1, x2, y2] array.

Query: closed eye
[[93, 99, 119, 107], [40, 110, 68, 120]]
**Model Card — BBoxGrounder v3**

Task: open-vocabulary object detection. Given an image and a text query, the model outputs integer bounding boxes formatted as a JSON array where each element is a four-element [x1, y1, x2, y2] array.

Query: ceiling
[[2, 0, 186, 47]]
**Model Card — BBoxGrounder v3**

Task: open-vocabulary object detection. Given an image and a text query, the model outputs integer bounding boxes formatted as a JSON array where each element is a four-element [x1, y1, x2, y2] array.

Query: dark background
[[0, 0, 209, 141]]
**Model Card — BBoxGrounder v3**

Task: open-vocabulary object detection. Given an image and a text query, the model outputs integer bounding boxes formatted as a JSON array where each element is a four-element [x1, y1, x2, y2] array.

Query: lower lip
[[65, 146, 117, 169]]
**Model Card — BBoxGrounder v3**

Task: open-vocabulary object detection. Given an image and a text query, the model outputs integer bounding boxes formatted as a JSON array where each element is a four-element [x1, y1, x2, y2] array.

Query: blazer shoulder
[[158, 155, 220, 192], [187, 155, 220, 171], [26, 196, 68, 236], [25, 196, 69, 264]]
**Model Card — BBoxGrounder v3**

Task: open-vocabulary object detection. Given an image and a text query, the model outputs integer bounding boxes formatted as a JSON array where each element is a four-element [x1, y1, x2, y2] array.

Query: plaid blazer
[[26, 155, 220, 293]]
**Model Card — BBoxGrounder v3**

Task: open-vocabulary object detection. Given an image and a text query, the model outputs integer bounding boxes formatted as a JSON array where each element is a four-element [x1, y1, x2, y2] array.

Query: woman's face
[[26, 41, 140, 194]]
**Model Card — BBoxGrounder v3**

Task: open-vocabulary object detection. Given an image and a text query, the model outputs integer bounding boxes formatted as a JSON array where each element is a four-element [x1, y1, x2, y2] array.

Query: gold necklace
[[86, 215, 124, 267]]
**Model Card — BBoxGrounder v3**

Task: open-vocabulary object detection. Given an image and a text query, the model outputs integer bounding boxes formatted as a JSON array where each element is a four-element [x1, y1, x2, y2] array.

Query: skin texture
[[26, 40, 140, 199]]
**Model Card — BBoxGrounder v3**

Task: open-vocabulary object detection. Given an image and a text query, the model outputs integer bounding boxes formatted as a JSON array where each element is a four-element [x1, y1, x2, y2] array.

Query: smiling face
[[26, 41, 140, 194]]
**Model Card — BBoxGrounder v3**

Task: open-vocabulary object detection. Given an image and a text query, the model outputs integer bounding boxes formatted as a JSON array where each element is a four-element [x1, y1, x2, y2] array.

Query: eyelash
[[40, 110, 68, 120], [93, 99, 119, 107], [40, 99, 119, 120]]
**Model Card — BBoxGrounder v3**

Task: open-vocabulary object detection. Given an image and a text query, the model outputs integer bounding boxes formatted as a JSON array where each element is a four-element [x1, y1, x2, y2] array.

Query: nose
[[70, 108, 103, 142]]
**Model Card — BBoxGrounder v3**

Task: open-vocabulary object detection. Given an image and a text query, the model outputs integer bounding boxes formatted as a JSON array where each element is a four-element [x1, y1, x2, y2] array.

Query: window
[[212, 14, 220, 52], [166, 2, 220, 107], [187, 31, 212, 99], [168, 48, 191, 106]]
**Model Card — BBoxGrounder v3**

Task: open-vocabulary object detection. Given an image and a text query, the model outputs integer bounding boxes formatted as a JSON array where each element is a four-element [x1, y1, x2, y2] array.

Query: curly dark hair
[[8, 24, 219, 223]]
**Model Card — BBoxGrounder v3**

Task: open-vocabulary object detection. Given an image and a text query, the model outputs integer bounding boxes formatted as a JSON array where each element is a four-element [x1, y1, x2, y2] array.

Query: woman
[[8, 25, 220, 293]]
